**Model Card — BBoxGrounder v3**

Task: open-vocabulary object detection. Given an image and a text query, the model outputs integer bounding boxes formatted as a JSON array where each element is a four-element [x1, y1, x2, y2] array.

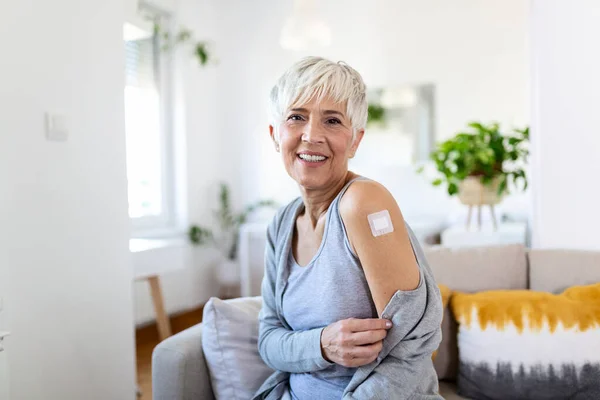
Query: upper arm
[[339, 180, 420, 317]]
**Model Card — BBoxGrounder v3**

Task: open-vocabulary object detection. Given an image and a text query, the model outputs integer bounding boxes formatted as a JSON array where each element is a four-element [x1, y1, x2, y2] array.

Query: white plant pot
[[458, 176, 503, 206], [457, 176, 504, 230]]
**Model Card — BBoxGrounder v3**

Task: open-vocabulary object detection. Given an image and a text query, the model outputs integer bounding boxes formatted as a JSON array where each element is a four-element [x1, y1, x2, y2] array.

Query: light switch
[[45, 112, 69, 141]]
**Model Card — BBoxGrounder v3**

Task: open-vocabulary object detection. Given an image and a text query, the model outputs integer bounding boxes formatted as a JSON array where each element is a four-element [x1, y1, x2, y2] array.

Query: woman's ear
[[269, 125, 280, 152], [350, 129, 365, 158]]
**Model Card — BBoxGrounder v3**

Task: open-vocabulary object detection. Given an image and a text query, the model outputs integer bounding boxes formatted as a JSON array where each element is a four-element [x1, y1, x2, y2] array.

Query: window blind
[[125, 38, 157, 89]]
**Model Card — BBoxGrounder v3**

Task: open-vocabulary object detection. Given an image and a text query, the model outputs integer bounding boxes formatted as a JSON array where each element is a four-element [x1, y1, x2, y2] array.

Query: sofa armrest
[[152, 323, 215, 400]]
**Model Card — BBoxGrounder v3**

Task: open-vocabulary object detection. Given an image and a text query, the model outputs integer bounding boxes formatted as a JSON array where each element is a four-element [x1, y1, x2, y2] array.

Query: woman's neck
[[298, 171, 357, 229]]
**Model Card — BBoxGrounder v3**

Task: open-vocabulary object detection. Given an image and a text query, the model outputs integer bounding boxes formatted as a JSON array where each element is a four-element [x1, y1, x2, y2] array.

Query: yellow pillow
[[438, 284, 451, 310], [432, 284, 452, 361], [450, 283, 600, 400]]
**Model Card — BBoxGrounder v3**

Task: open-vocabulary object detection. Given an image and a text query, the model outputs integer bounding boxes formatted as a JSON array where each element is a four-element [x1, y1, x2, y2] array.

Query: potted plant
[[188, 183, 278, 290], [419, 121, 529, 229]]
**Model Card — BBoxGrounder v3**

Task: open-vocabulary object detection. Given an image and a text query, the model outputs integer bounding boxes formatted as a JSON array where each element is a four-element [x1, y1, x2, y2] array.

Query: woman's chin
[[293, 173, 328, 190], [293, 169, 345, 191]]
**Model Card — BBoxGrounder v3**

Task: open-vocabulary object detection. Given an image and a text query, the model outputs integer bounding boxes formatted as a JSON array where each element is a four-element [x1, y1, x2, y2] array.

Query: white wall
[[212, 0, 531, 224], [530, 0, 600, 250], [0, 200, 9, 399], [0, 1, 136, 399]]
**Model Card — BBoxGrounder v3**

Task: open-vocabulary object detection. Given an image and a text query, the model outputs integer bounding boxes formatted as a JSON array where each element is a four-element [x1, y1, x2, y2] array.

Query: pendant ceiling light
[[280, 0, 332, 51]]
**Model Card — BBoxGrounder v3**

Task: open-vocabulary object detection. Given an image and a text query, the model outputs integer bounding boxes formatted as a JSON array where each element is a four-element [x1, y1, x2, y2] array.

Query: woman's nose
[[302, 119, 325, 143]]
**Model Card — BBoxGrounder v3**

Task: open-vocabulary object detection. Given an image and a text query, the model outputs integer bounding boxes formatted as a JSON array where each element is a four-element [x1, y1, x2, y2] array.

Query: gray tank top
[[281, 176, 378, 400]]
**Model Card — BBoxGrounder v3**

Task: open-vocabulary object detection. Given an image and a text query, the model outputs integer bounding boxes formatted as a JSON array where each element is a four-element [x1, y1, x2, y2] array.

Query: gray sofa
[[152, 244, 600, 399]]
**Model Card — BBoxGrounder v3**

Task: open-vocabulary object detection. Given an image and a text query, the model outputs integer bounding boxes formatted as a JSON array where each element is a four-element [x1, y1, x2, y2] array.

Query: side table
[[130, 238, 185, 341], [133, 274, 172, 340]]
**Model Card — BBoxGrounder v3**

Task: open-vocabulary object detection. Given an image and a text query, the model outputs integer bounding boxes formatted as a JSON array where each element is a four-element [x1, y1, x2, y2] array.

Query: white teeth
[[299, 154, 326, 162]]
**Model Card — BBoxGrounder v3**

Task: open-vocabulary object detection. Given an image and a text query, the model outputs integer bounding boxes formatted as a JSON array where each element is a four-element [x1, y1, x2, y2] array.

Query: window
[[124, 7, 175, 235]]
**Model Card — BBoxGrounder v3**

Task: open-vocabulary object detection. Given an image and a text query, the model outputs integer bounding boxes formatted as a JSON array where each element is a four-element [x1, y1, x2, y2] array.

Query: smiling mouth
[[297, 154, 328, 163]]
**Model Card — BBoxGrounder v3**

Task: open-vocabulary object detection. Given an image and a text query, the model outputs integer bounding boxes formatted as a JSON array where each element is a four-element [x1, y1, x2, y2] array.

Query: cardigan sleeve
[[342, 267, 445, 400]]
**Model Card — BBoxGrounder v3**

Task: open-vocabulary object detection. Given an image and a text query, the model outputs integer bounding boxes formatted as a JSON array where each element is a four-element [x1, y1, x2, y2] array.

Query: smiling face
[[270, 95, 364, 190]]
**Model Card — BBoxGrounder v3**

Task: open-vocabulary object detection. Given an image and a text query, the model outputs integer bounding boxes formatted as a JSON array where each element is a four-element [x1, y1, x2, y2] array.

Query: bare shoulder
[[339, 179, 402, 219]]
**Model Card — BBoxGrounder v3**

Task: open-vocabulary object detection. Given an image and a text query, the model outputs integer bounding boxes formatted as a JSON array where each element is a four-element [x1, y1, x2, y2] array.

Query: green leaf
[[432, 179, 443, 186], [467, 121, 486, 132], [481, 175, 493, 185], [497, 175, 507, 196], [195, 43, 209, 65], [448, 183, 459, 196], [188, 225, 213, 245]]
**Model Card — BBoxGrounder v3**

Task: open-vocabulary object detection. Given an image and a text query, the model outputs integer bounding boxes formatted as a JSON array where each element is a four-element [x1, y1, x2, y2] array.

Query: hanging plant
[[153, 22, 213, 67], [139, 10, 214, 68]]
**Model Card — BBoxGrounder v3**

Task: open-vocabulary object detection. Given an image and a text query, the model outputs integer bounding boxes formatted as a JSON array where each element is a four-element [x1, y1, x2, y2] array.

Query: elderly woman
[[253, 57, 443, 400]]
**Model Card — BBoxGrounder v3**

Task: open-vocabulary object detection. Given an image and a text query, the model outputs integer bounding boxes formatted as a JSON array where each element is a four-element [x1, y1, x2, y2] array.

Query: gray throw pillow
[[201, 296, 274, 400]]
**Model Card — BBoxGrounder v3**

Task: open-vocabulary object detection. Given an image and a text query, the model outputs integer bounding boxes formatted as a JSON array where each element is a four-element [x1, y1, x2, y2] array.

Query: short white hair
[[268, 56, 368, 139]]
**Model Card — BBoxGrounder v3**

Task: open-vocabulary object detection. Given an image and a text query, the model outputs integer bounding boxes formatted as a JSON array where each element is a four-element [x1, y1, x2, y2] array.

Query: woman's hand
[[320, 317, 392, 368]]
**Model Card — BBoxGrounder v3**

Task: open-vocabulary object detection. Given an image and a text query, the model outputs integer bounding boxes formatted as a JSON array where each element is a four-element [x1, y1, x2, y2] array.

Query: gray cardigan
[[252, 198, 444, 400]]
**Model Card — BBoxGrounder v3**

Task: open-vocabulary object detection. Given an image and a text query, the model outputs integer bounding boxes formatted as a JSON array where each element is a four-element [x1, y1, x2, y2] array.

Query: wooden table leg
[[147, 275, 172, 341]]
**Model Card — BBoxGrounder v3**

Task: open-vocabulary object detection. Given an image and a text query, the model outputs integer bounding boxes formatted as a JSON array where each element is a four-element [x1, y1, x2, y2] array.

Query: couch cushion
[[450, 284, 600, 400], [425, 244, 528, 292], [438, 283, 452, 306], [529, 249, 600, 293], [433, 308, 459, 381], [438, 381, 467, 400], [433, 284, 452, 362], [425, 244, 528, 380], [201, 296, 274, 400]]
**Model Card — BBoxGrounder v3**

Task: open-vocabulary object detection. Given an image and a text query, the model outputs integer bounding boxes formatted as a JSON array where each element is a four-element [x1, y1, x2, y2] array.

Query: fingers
[[339, 341, 384, 367], [352, 340, 384, 358], [344, 318, 392, 333], [345, 329, 388, 346], [328, 318, 393, 368]]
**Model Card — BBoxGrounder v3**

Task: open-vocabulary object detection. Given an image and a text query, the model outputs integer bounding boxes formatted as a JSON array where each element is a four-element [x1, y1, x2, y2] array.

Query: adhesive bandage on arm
[[367, 210, 394, 237]]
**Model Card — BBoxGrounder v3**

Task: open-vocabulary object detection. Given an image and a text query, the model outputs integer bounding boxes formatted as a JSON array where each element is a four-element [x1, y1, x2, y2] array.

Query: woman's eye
[[288, 114, 304, 121], [326, 118, 341, 125]]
